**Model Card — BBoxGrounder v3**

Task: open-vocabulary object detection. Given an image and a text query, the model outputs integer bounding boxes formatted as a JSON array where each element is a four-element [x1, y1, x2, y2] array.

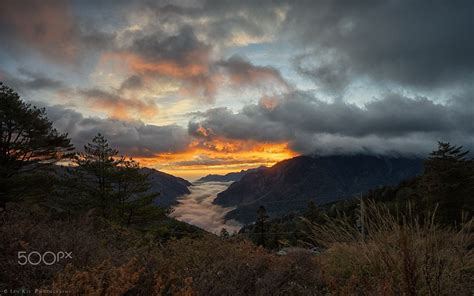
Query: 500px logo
[[17, 251, 72, 265]]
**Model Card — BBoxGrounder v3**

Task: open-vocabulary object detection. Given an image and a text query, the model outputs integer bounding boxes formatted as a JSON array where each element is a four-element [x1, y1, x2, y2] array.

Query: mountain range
[[196, 167, 266, 183], [213, 155, 423, 223]]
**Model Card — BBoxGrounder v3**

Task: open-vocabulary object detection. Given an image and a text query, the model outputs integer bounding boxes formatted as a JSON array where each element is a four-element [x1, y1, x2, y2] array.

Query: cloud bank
[[189, 91, 474, 155], [171, 182, 242, 233]]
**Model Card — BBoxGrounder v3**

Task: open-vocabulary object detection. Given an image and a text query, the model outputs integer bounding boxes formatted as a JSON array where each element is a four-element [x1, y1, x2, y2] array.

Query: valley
[[170, 181, 242, 233]]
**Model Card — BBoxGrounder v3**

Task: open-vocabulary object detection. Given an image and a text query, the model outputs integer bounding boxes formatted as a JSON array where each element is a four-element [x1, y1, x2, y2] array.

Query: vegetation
[[0, 83, 73, 208], [242, 142, 474, 250], [56, 133, 164, 227], [306, 201, 473, 295]]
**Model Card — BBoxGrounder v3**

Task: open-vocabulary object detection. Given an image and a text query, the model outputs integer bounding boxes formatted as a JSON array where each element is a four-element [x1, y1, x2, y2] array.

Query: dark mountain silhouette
[[140, 168, 191, 207], [214, 155, 423, 223], [52, 165, 190, 208], [196, 166, 266, 183]]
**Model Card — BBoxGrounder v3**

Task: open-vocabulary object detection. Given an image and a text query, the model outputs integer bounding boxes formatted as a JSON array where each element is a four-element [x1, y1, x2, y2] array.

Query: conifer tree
[[421, 142, 473, 224], [68, 133, 119, 217], [65, 134, 162, 226], [0, 83, 73, 207], [114, 157, 161, 227], [220, 227, 230, 238], [255, 206, 269, 247], [305, 200, 325, 224]]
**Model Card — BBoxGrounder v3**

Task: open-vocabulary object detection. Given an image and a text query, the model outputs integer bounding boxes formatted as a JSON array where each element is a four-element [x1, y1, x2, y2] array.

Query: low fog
[[171, 182, 242, 234]]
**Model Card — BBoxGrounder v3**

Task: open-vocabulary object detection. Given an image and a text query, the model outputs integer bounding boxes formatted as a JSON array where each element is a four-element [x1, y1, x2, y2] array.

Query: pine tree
[[64, 134, 162, 226], [220, 228, 230, 238], [254, 206, 269, 247], [305, 200, 324, 224], [67, 133, 119, 217], [0, 83, 73, 207], [114, 157, 161, 227], [421, 142, 473, 224]]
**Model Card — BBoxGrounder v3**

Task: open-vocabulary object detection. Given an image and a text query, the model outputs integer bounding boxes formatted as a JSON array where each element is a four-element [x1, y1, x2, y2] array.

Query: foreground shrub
[[306, 201, 474, 295], [52, 258, 143, 295], [1, 203, 327, 295], [153, 237, 326, 295], [0, 203, 151, 290]]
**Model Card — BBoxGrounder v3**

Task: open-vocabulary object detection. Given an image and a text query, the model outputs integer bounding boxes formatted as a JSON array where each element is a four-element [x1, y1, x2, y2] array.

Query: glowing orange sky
[[135, 140, 297, 181]]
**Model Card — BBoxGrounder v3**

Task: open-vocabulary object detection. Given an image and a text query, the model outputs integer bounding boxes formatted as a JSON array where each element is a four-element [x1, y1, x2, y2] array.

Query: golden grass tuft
[[305, 200, 474, 295]]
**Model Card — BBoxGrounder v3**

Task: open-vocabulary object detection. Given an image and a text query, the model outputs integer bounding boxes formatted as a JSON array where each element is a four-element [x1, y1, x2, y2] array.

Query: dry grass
[[3, 201, 471, 295], [0, 203, 153, 291], [305, 200, 474, 295], [153, 236, 326, 295], [1, 203, 327, 295]]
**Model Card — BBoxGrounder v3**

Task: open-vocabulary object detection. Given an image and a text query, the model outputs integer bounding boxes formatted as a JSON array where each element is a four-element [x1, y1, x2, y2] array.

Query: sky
[[0, 0, 473, 180]]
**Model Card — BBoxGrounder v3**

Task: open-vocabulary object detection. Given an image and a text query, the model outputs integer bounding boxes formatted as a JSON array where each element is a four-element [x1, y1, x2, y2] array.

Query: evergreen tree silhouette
[[64, 134, 161, 225], [255, 206, 269, 247], [421, 142, 473, 224], [114, 157, 162, 227], [0, 83, 73, 208], [220, 227, 230, 238]]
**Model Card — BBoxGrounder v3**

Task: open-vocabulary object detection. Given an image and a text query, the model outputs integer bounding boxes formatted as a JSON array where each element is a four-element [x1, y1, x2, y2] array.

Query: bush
[[306, 201, 474, 295], [0, 203, 152, 291], [1, 203, 327, 295], [153, 236, 326, 295]]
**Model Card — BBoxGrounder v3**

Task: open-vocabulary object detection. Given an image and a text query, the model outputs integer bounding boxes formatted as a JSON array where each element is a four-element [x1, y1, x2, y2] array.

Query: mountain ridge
[[214, 154, 423, 223], [140, 167, 191, 207], [196, 166, 266, 183]]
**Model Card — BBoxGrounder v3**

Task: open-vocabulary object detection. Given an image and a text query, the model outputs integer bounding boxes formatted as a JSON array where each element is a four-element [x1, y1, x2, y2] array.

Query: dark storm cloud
[[142, 0, 286, 45], [80, 30, 117, 50], [294, 52, 350, 95], [77, 88, 159, 119], [118, 0, 474, 155], [0, 0, 120, 64], [136, 0, 474, 91], [188, 106, 290, 142], [130, 26, 208, 64], [123, 26, 216, 98], [3, 0, 473, 90], [189, 91, 474, 155], [1, 69, 64, 91], [284, 0, 474, 89], [124, 25, 290, 99], [44, 104, 191, 157], [119, 75, 143, 90], [217, 56, 290, 90]]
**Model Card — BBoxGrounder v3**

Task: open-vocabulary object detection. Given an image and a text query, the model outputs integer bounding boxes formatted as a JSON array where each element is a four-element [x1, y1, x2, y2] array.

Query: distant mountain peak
[[196, 166, 267, 183]]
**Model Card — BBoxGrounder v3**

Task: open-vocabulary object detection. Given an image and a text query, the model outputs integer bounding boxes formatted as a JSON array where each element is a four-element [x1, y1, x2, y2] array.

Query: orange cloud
[[98, 52, 290, 102], [100, 52, 209, 79], [79, 88, 159, 120], [99, 51, 219, 101], [259, 95, 280, 110], [135, 138, 298, 180]]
